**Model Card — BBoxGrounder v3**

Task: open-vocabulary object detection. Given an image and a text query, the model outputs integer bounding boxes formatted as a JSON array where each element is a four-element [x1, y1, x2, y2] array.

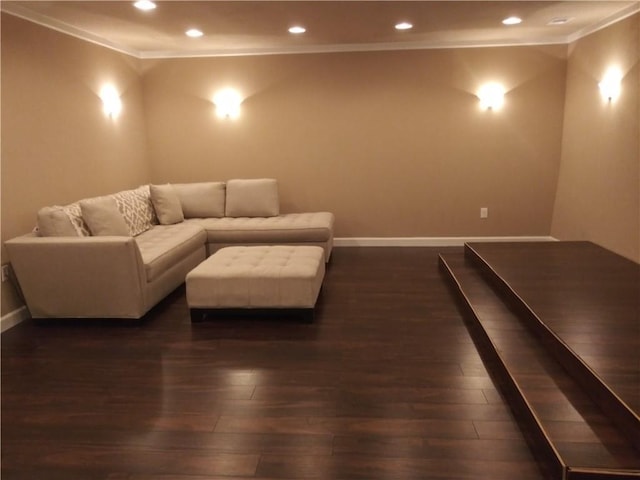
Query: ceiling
[[2, 1, 639, 58]]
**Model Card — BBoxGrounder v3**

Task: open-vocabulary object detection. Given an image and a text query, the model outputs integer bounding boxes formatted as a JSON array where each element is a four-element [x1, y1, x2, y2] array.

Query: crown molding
[[2, 2, 638, 59], [139, 37, 571, 59], [566, 2, 640, 44], [1, 3, 141, 58]]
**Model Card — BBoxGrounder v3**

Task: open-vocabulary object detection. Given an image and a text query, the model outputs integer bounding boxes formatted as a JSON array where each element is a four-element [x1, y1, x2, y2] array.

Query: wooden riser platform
[[465, 241, 640, 449], [440, 241, 640, 480]]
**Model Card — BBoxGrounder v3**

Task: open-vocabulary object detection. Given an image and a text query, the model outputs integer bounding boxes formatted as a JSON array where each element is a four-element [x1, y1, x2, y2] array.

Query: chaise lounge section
[[5, 178, 334, 320]]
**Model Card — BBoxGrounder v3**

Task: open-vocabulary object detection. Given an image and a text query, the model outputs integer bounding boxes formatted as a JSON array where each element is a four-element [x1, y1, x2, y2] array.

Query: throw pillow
[[112, 186, 157, 235], [150, 184, 184, 225], [36, 206, 80, 236], [173, 182, 226, 218], [63, 202, 91, 236], [225, 178, 279, 217], [79, 197, 130, 236]]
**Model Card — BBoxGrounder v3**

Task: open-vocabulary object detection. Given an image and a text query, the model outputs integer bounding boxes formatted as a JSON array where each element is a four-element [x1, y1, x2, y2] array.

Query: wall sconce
[[213, 88, 242, 119], [599, 68, 622, 102], [477, 83, 505, 110], [99, 85, 122, 118]]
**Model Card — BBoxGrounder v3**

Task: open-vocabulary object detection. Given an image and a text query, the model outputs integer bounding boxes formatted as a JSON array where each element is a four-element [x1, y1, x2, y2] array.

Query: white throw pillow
[[150, 184, 184, 225], [36, 206, 80, 237], [225, 178, 279, 217], [79, 197, 130, 236]]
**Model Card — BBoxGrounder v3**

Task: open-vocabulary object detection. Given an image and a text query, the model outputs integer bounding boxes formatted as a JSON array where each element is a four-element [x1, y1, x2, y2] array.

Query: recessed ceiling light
[[185, 28, 203, 38], [288, 26, 306, 34], [548, 17, 573, 25], [502, 16, 522, 26], [133, 0, 156, 11], [395, 22, 413, 30]]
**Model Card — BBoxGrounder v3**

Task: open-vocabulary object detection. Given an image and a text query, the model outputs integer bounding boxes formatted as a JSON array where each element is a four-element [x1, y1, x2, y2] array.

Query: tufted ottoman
[[186, 245, 325, 323]]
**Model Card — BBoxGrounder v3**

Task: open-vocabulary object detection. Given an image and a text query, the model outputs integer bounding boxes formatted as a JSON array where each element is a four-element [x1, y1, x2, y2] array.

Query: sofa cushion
[[150, 184, 184, 225], [225, 178, 279, 217], [135, 223, 207, 282], [192, 212, 334, 243], [36, 206, 80, 237], [173, 182, 225, 218], [80, 197, 130, 236]]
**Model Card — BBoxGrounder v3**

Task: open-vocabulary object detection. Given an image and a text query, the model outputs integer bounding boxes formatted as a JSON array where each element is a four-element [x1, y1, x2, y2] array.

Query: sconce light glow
[[99, 85, 122, 118], [213, 88, 242, 119], [288, 26, 306, 34], [599, 68, 622, 102], [477, 83, 506, 110]]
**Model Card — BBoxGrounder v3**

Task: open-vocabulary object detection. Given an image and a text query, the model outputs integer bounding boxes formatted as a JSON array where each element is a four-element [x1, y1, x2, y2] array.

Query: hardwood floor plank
[[2, 424, 333, 455], [1, 409, 219, 432], [214, 415, 479, 439], [0, 469, 126, 480], [332, 435, 539, 462], [2, 444, 259, 477], [256, 453, 545, 479]]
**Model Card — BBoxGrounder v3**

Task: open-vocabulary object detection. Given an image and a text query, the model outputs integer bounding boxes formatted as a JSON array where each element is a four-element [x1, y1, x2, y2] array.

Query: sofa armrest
[[5, 234, 148, 319]]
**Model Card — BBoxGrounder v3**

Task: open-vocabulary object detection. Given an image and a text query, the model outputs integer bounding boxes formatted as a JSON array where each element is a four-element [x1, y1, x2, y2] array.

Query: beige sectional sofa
[[5, 179, 334, 320]]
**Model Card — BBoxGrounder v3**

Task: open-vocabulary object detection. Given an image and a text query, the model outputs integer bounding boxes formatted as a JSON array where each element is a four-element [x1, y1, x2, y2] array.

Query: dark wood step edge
[[567, 467, 640, 480], [439, 254, 564, 480], [464, 243, 640, 452]]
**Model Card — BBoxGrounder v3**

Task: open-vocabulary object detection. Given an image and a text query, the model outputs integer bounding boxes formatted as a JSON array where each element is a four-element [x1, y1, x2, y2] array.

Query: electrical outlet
[[1, 265, 9, 283], [480, 207, 488, 219]]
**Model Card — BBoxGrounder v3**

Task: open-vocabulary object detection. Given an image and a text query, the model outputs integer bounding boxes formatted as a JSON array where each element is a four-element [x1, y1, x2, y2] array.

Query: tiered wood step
[[465, 241, 640, 450], [439, 241, 640, 480]]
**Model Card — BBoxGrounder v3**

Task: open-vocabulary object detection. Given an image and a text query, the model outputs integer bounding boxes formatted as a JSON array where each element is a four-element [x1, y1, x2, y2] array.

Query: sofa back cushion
[[173, 182, 225, 218], [225, 178, 279, 217]]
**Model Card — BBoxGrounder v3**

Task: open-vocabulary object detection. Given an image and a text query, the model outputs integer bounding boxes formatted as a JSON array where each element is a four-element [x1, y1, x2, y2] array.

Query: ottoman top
[[187, 245, 325, 280]]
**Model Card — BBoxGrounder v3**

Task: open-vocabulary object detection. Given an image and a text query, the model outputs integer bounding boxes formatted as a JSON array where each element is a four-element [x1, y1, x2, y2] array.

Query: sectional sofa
[[5, 179, 334, 320]]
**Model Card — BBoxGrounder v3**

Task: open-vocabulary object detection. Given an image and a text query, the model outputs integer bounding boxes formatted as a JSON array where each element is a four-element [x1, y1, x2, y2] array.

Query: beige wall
[[143, 46, 567, 238], [551, 13, 639, 262], [1, 14, 150, 315]]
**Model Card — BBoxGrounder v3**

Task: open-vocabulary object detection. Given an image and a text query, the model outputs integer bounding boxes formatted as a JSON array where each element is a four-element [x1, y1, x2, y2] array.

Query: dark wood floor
[[2, 247, 549, 480], [467, 241, 640, 417], [440, 245, 640, 479]]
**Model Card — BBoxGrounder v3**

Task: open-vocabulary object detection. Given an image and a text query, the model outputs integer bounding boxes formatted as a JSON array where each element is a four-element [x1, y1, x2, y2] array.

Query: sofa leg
[[190, 309, 206, 323], [302, 308, 314, 324]]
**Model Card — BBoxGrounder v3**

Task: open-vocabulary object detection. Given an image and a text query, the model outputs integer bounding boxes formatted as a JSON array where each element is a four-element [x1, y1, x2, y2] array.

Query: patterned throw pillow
[[112, 186, 158, 236], [62, 202, 91, 236]]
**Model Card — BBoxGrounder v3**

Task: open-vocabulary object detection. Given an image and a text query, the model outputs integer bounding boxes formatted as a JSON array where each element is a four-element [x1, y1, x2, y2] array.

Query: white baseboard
[[1, 306, 30, 333], [334, 236, 557, 247]]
